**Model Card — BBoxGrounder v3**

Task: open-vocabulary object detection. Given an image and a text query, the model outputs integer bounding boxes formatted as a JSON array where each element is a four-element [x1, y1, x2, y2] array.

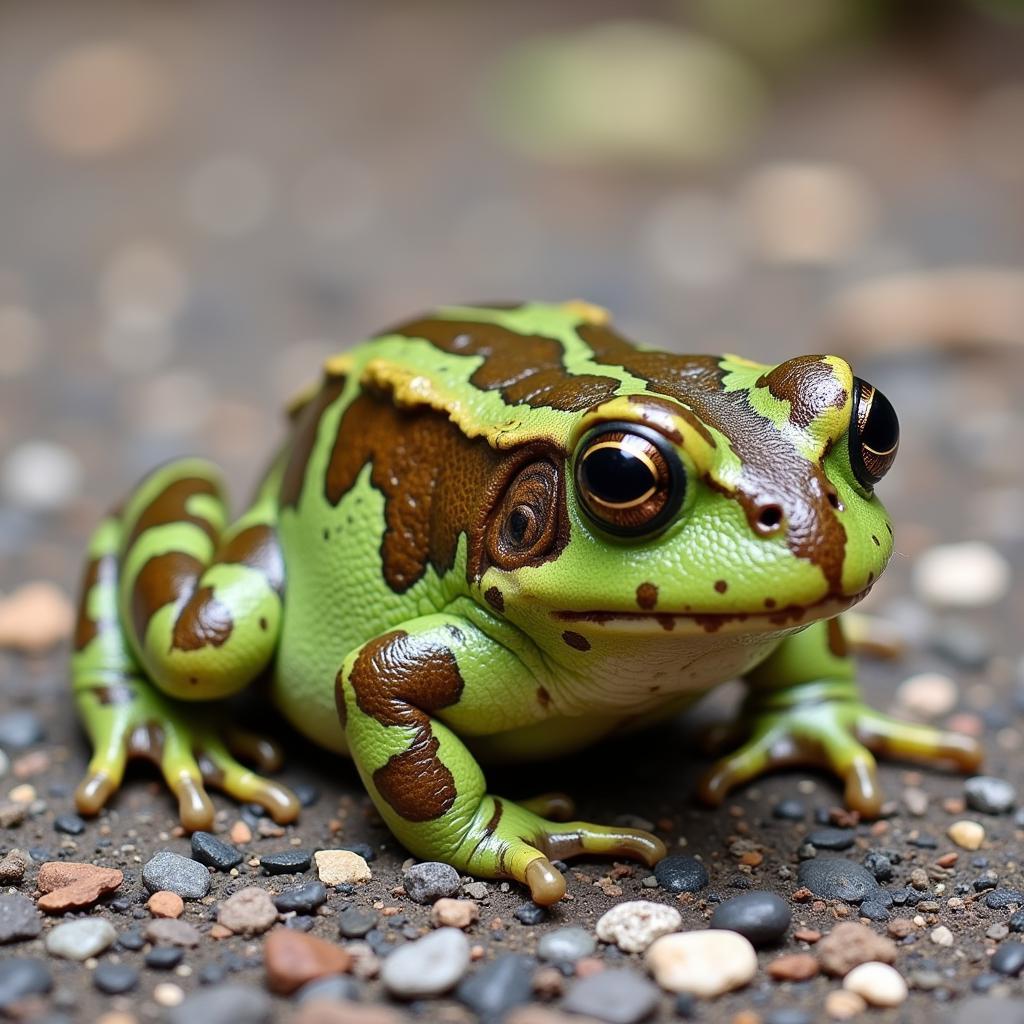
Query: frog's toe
[[697, 726, 798, 806], [225, 726, 285, 773], [542, 821, 667, 867], [524, 856, 567, 906], [519, 792, 576, 821], [855, 711, 984, 773], [197, 745, 300, 825], [74, 766, 123, 817], [170, 775, 216, 832]]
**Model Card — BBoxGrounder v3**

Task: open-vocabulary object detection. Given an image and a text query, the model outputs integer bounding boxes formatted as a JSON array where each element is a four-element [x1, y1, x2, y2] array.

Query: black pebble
[[654, 854, 709, 894], [292, 782, 321, 808], [674, 993, 696, 1018], [863, 851, 894, 882], [859, 899, 891, 922], [274, 880, 327, 915], [0, 958, 52, 1009], [339, 842, 376, 862], [260, 849, 312, 875], [93, 963, 138, 995], [337, 906, 378, 939], [797, 857, 880, 905], [991, 941, 1024, 976], [986, 889, 1024, 910], [772, 799, 806, 821], [198, 963, 228, 985], [117, 929, 145, 952], [908, 834, 938, 849], [807, 828, 855, 851], [974, 873, 999, 892], [1009, 909, 1024, 933], [514, 902, 547, 925], [286, 915, 315, 932], [53, 814, 85, 836], [190, 832, 243, 872], [710, 891, 791, 947], [146, 947, 185, 970], [456, 953, 534, 1018]]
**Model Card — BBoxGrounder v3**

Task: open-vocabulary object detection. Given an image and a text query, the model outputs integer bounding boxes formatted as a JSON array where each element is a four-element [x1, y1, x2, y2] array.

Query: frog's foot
[[518, 792, 576, 821], [696, 681, 983, 818], [74, 679, 300, 830], [457, 796, 666, 906]]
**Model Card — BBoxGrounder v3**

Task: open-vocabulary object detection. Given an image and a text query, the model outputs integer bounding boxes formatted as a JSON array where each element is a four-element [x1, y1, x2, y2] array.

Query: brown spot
[[280, 373, 347, 509], [626, 394, 714, 448], [561, 630, 591, 651], [346, 630, 464, 822], [714, 579, 728, 594], [91, 683, 137, 706], [130, 551, 204, 646], [259, 617, 268, 631], [220, 523, 285, 594], [483, 799, 504, 836], [125, 477, 219, 551], [484, 586, 504, 612], [536, 686, 551, 708], [73, 551, 118, 651], [756, 355, 848, 429], [127, 722, 165, 762], [579, 324, 848, 595], [171, 585, 234, 652], [764, 597, 777, 609], [393, 316, 621, 412], [826, 618, 849, 658], [635, 582, 658, 611]]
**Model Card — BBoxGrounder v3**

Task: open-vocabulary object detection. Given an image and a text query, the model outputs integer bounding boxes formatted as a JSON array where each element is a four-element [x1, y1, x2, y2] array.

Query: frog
[[70, 300, 982, 905]]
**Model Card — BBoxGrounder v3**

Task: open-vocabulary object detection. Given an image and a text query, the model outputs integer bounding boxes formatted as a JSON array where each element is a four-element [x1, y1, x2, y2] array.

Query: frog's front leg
[[72, 458, 299, 829], [337, 614, 665, 904], [697, 618, 983, 817]]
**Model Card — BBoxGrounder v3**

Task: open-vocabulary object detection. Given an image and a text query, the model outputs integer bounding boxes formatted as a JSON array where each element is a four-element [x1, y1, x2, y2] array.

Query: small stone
[[143, 851, 211, 899], [807, 828, 855, 851], [337, 905, 378, 938], [218, 886, 278, 936], [260, 849, 313, 875], [817, 923, 897, 976], [264, 927, 353, 995], [514, 902, 547, 925], [191, 832, 243, 871], [7, 783, 34, 804], [0, 958, 52, 1009], [147, 891, 184, 919], [913, 542, 1011, 608], [904, 787, 930, 816], [154, 981, 185, 1006], [456, 953, 534, 1019], [45, 917, 117, 960], [0, 583, 74, 653], [147, 946, 185, 970], [986, 888, 1024, 909], [797, 858, 880, 904], [991, 941, 1024, 976], [767, 953, 819, 981], [948, 820, 986, 850], [314, 849, 371, 886], [0, 893, 42, 943], [403, 861, 461, 904], [93, 963, 139, 995], [825, 989, 866, 1020], [0, 801, 26, 828], [646, 929, 757, 997], [144, 918, 201, 947], [167, 983, 274, 1024], [53, 813, 85, 835], [464, 881, 489, 900], [596, 900, 682, 953], [37, 862, 122, 915], [431, 897, 479, 929], [895, 672, 959, 718], [294, 975, 362, 1005], [710, 891, 791, 947], [654, 854, 708, 893], [381, 927, 471, 998], [274, 881, 328, 915], [230, 820, 252, 844], [0, 849, 29, 883], [0, 711, 44, 751], [537, 927, 597, 962], [843, 961, 907, 1007], [562, 968, 661, 1024], [930, 925, 954, 946], [965, 776, 1017, 815], [772, 798, 806, 821]]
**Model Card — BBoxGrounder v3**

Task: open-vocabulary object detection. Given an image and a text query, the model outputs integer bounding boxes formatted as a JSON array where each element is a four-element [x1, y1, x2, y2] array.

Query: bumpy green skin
[[71, 301, 982, 904]]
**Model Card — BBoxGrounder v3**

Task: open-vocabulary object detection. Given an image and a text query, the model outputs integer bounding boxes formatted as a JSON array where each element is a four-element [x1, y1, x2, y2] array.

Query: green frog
[[71, 301, 981, 904]]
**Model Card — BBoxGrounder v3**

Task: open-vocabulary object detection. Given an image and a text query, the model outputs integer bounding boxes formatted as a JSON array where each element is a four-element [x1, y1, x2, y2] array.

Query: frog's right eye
[[574, 422, 685, 537], [849, 378, 899, 490]]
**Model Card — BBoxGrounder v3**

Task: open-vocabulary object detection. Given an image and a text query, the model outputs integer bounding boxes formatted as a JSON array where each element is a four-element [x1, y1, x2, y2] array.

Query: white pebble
[[45, 918, 117, 960], [913, 542, 1012, 608], [931, 925, 954, 946], [895, 672, 959, 718], [843, 961, 908, 1007], [314, 849, 371, 885], [948, 820, 986, 851], [596, 899, 682, 953], [381, 927, 470, 998], [646, 929, 757, 997], [1, 441, 82, 512]]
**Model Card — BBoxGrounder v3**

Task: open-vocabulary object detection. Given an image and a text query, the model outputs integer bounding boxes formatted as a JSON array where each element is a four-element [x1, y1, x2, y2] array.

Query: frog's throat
[[550, 590, 869, 637]]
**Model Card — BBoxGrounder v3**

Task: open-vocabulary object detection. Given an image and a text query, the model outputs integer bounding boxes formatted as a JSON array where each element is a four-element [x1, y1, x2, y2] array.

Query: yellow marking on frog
[[560, 299, 610, 325]]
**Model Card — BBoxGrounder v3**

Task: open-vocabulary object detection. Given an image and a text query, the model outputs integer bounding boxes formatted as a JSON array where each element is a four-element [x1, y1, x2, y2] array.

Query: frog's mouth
[[552, 590, 869, 637]]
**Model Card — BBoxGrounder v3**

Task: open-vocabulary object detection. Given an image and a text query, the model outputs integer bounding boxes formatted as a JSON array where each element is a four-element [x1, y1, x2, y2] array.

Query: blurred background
[[1, 0, 1023, 625]]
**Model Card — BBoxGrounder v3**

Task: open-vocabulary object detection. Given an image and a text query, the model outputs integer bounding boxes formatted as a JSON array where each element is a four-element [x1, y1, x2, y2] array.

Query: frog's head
[[475, 337, 899, 664]]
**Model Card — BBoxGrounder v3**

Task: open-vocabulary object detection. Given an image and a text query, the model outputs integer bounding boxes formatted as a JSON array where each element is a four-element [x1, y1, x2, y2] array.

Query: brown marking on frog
[[827, 618, 849, 658], [635, 582, 658, 611], [220, 523, 286, 594], [171, 585, 234, 652], [755, 356, 848, 429], [90, 683, 137, 706], [625, 394, 714, 448], [561, 630, 591, 651], [536, 686, 551, 708], [130, 552, 204, 646], [73, 551, 118, 652], [126, 477, 220, 550], [346, 629, 464, 822], [280, 373, 347, 509], [483, 799, 504, 836], [714, 580, 728, 594], [484, 586, 504, 612]]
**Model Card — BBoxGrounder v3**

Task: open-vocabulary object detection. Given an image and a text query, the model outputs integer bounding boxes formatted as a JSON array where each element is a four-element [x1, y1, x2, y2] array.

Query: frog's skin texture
[[71, 301, 982, 904]]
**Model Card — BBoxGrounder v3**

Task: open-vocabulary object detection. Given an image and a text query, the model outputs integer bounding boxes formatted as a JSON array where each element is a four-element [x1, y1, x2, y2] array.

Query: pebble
[[949, 820, 987, 850], [431, 897, 479, 929], [294, 975, 362, 1005], [654, 854, 708, 893], [218, 886, 279, 935], [562, 968, 661, 1024], [817, 923, 897, 976], [797, 858, 880, 904], [767, 952, 819, 981], [537, 926, 597, 962], [930, 622, 992, 669], [0, 582, 74, 652], [53, 812, 85, 835], [143, 851, 211, 899], [260, 849, 313, 875], [0, 801, 26, 827], [931, 925, 954, 946], [144, 918, 200, 947], [314, 849, 371, 885], [403, 861, 461, 903], [264, 927, 353, 995], [93, 962, 139, 995], [807, 828, 855, 851], [596, 900, 682, 953], [710, 891, 791, 947], [147, 891, 184, 919], [167, 983, 274, 1024], [381, 927, 471, 998], [45, 917, 117, 960], [274, 880, 328, 915], [986, 888, 1024, 909], [463, 881, 489, 900], [825, 989, 867, 1019], [646, 929, 757, 997], [456, 953, 534, 1019], [514, 902, 547, 925], [146, 946, 185, 970], [772, 798, 806, 821], [895, 672, 959, 718], [843, 961, 908, 1007], [337, 905, 378, 938], [914, 542, 1012, 608], [0, 710, 45, 751], [991, 941, 1024, 976], [0, 849, 29, 883], [191, 831, 243, 871], [0, 958, 52, 1009], [0, 893, 42, 943], [154, 981, 185, 1006], [966, 776, 1017, 815]]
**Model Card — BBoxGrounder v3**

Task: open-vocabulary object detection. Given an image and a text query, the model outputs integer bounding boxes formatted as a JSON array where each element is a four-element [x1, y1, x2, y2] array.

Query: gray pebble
[[45, 918, 117, 960], [654, 854, 708, 893], [403, 861, 461, 904], [167, 983, 274, 1024], [274, 880, 328, 915], [295, 974, 362, 1004], [0, 894, 42, 944], [463, 881, 489, 900], [144, 918, 201, 947], [562, 968, 661, 1024], [797, 857, 880, 905], [337, 905, 378, 938], [538, 926, 597, 962], [143, 850, 211, 899], [456, 953, 534, 1018], [0, 711, 44, 750], [0, 958, 52, 1009], [966, 776, 1017, 815], [710, 891, 791, 947], [382, 927, 471, 998], [93, 962, 139, 995]]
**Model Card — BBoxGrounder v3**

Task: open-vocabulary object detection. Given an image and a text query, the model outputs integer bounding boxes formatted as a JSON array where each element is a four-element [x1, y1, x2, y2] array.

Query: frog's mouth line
[[552, 590, 869, 636]]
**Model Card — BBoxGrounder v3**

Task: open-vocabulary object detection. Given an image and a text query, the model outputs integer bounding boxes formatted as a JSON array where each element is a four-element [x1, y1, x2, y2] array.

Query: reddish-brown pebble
[[817, 922, 897, 977], [230, 820, 252, 844], [430, 898, 479, 930], [767, 953, 820, 981], [936, 852, 959, 869], [793, 928, 821, 943], [732, 1013, 760, 1024], [574, 957, 605, 979], [887, 919, 915, 939], [36, 861, 123, 913], [265, 926, 353, 994], [147, 891, 184, 919], [210, 923, 233, 940], [291, 1000, 404, 1024]]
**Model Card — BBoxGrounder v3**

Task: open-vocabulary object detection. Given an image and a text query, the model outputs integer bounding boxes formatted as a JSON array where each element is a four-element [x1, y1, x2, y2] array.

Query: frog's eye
[[574, 422, 685, 537], [849, 377, 899, 489], [487, 460, 563, 570]]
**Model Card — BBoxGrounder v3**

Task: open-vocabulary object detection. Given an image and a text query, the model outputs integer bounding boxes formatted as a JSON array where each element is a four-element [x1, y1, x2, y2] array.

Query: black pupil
[[508, 508, 530, 543], [582, 442, 655, 505], [862, 388, 899, 452]]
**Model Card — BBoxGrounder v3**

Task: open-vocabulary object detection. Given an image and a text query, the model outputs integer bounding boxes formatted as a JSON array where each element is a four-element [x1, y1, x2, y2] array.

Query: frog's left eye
[[849, 377, 900, 489], [574, 422, 685, 536]]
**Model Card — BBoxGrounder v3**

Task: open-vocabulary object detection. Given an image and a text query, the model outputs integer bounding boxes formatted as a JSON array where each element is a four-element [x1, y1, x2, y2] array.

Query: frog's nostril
[[756, 504, 784, 534]]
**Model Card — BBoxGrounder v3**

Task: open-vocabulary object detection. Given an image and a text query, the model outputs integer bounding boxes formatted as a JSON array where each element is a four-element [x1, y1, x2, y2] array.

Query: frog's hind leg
[[72, 459, 299, 829]]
